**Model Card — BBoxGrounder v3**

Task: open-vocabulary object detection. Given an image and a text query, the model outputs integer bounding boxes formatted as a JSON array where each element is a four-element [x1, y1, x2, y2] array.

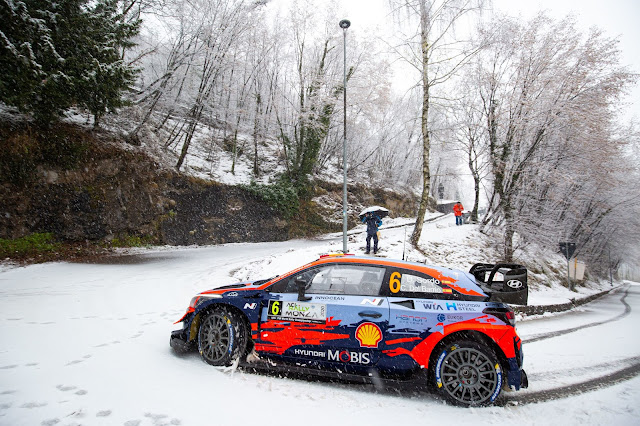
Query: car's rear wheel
[[197, 307, 247, 366], [432, 340, 503, 406]]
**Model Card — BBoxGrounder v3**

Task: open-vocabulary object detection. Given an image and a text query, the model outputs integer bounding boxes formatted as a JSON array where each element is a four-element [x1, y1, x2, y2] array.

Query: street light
[[339, 19, 350, 254]]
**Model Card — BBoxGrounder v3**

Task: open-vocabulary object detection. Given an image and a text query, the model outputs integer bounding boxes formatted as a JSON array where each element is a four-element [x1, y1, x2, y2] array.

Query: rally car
[[170, 254, 529, 406]]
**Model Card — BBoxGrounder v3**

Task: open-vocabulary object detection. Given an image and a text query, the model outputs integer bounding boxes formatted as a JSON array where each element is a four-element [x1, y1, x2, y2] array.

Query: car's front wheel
[[197, 307, 247, 366], [432, 340, 503, 406]]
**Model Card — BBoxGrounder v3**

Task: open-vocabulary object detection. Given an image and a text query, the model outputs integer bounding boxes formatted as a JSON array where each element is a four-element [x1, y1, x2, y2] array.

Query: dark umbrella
[[358, 206, 389, 220]]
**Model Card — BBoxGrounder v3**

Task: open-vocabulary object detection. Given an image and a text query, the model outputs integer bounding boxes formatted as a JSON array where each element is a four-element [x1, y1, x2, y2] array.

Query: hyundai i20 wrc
[[170, 254, 529, 406]]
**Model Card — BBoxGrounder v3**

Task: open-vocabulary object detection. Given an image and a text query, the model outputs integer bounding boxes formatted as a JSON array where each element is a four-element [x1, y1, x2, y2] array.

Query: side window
[[307, 265, 385, 296], [268, 267, 320, 293]]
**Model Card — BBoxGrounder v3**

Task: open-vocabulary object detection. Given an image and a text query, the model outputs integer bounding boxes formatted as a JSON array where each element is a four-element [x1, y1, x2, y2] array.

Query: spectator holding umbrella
[[453, 201, 464, 226], [359, 206, 388, 254]]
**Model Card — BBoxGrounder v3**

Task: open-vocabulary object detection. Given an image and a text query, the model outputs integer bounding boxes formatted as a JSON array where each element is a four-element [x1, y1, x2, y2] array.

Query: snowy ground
[[1, 217, 638, 425]]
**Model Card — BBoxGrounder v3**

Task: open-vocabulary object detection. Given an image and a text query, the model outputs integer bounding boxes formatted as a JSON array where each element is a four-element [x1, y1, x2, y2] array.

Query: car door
[[381, 267, 455, 369], [257, 263, 389, 372]]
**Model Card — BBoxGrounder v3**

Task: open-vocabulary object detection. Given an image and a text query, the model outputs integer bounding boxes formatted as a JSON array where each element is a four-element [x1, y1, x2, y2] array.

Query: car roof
[[263, 254, 486, 297]]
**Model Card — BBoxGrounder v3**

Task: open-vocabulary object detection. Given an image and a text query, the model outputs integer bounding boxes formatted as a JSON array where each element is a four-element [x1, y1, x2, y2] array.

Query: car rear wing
[[469, 263, 528, 306]]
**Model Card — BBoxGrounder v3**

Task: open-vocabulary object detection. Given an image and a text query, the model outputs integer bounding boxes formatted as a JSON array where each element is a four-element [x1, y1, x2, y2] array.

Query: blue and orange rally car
[[171, 254, 529, 406]]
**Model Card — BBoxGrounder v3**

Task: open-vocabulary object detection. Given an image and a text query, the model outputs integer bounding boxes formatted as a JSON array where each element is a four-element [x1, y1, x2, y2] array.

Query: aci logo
[[356, 322, 382, 348], [437, 314, 446, 322]]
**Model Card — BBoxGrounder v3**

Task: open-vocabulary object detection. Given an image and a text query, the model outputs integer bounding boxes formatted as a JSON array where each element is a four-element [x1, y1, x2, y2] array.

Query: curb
[[514, 285, 620, 316]]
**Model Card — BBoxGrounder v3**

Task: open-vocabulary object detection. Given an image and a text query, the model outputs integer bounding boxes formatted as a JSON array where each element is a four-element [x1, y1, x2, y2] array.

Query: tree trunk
[[410, 1, 431, 246]]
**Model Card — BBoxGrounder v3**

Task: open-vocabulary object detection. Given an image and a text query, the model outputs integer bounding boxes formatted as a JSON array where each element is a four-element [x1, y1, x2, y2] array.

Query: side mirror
[[295, 276, 311, 301]]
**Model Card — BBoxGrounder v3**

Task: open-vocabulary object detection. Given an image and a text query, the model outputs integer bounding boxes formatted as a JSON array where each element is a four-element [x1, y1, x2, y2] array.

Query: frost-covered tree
[[0, 0, 140, 125], [389, 0, 486, 246], [476, 14, 637, 262]]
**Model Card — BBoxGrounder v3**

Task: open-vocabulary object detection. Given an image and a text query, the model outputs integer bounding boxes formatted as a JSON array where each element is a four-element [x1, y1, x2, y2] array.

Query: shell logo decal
[[356, 322, 383, 348]]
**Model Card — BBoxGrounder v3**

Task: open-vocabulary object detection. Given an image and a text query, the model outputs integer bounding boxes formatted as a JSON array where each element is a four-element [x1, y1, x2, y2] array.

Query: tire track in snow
[[503, 357, 640, 405], [522, 285, 632, 344]]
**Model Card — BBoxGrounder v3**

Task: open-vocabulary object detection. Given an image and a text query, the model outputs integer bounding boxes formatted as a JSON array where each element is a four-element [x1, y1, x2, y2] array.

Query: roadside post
[[339, 19, 351, 254], [559, 242, 576, 291]]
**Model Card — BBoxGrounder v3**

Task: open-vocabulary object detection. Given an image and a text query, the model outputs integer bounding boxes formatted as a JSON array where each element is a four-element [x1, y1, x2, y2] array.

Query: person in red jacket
[[453, 201, 464, 226]]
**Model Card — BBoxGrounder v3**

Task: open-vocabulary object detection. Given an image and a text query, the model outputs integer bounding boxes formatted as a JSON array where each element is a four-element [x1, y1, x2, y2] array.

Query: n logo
[[361, 298, 384, 306]]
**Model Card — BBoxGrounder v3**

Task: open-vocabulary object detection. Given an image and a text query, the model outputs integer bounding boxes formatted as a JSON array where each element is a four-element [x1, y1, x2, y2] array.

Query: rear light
[[483, 306, 516, 326]]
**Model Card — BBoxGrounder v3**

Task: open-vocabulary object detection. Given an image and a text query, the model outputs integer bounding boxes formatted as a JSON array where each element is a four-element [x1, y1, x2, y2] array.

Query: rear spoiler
[[469, 263, 528, 306]]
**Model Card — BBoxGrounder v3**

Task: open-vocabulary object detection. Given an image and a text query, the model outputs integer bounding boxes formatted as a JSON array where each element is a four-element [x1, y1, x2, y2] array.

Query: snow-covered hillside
[[1, 216, 638, 425]]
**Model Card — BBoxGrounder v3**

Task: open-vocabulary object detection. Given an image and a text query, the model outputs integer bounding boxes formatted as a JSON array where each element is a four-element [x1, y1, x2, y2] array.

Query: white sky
[[335, 0, 640, 121]]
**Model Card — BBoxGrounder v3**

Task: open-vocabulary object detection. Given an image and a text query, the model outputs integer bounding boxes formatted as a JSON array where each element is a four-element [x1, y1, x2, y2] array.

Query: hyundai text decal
[[294, 348, 371, 365]]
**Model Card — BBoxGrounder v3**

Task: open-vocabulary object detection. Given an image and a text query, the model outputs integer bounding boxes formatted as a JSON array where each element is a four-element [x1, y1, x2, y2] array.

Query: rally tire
[[431, 340, 503, 407], [197, 307, 247, 367]]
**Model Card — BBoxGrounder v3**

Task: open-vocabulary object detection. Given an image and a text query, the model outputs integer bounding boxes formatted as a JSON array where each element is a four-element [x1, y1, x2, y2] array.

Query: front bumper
[[170, 329, 195, 353]]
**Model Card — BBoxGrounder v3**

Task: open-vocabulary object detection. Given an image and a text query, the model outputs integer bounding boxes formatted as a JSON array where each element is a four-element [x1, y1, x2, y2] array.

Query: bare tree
[[389, 0, 486, 246]]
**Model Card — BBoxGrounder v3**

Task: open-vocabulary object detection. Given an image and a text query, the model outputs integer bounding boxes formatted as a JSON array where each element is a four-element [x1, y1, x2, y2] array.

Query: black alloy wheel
[[197, 308, 246, 366], [433, 340, 503, 406]]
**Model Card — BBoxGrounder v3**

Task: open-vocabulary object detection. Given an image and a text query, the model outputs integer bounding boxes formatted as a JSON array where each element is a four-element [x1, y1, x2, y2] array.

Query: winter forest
[[1, 0, 639, 277]]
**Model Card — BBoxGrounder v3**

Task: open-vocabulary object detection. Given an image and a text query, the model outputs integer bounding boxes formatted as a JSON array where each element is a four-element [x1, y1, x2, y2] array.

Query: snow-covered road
[[1, 225, 639, 425]]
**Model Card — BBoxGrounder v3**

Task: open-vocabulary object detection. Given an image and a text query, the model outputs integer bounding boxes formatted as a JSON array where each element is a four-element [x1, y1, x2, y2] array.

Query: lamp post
[[339, 19, 350, 254]]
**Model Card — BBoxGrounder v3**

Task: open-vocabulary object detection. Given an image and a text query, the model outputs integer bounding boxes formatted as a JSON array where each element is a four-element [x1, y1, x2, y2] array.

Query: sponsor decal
[[445, 302, 482, 312], [396, 314, 430, 325], [314, 295, 346, 301], [506, 279, 524, 289], [293, 348, 371, 365], [361, 298, 384, 306], [267, 300, 327, 324], [421, 302, 444, 311], [436, 313, 464, 322], [244, 303, 257, 310], [356, 322, 383, 348], [226, 292, 239, 297]]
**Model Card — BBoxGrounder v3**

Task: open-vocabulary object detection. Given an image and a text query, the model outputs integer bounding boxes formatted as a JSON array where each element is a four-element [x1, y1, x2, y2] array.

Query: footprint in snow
[[56, 385, 77, 392], [75, 390, 88, 396], [41, 418, 60, 426], [20, 401, 47, 408], [96, 409, 112, 417], [0, 365, 18, 369]]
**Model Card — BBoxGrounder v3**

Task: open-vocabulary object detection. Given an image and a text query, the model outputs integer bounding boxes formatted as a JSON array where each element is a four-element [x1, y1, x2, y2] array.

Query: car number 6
[[271, 301, 281, 315], [390, 272, 401, 293]]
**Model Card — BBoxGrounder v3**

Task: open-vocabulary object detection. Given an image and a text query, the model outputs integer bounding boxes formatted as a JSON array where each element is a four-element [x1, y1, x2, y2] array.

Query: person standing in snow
[[453, 201, 464, 226], [362, 212, 382, 254]]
